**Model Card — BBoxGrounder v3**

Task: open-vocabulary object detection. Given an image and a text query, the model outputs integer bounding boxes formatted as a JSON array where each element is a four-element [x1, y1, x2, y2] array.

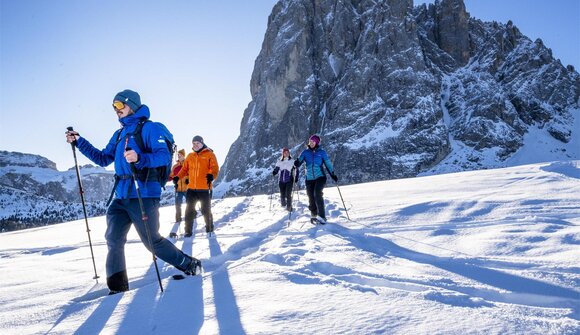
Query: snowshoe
[[310, 216, 327, 225], [183, 257, 202, 276]]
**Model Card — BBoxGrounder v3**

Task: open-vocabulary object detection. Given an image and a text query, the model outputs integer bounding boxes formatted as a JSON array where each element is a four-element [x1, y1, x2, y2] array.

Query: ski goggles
[[112, 101, 126, 111]]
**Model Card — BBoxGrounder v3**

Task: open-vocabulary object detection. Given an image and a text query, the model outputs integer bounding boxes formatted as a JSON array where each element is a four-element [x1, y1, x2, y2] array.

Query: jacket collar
[[119, 105, 150, 127]]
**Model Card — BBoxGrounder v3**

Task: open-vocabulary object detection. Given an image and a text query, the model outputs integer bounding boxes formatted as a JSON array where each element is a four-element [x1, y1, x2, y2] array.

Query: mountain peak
[[216, 0, 579, 197], [0, 150, 57, 170]]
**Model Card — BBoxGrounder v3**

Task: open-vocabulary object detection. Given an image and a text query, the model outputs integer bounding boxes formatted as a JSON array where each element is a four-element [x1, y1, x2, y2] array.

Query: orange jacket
[[169, 162, 189, 192], [176, 147, 219, 190]]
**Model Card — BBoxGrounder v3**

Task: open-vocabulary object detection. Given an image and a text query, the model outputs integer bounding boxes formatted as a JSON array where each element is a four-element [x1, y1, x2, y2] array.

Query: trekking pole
[[335, 182, 350, 221], [66, 127, 99, 283], [288, 182, 298, 226], [328, 150, 349, 220], [125, 144, 164, 293], [207, 179, 215, 235], [295, 176, 300, 202], [269, 175, 275, 211]]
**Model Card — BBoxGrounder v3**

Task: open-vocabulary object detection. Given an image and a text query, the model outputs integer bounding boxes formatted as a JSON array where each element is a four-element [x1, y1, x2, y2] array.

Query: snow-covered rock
[[0, 150, 175, 231], [216, 0, 579, 197]]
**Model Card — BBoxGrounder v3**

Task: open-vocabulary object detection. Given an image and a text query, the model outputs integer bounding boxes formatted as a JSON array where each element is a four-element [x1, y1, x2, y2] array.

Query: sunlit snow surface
[[0, 161, 578, 334]]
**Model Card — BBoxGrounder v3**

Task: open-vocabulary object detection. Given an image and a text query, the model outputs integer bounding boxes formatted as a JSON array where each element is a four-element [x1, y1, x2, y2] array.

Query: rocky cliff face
[[216, 0, 579, 196]]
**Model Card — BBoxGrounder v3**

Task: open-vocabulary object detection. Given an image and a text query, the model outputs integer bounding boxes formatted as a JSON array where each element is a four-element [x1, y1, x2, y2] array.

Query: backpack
[[122, 119, 176, 185], [107, 120, 175, 197]]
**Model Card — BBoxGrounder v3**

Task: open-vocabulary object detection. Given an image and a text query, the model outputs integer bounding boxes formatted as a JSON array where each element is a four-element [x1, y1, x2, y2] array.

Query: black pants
[[184, 190, 214, 233], [106, 198, 193, 291], [305, 176, 327, 219], [279, 181, 294, 209], [174, 191, 186, 222]]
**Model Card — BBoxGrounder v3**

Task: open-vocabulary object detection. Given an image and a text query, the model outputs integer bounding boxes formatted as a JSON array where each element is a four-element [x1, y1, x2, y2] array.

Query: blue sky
[[1, 0, 578, 171]]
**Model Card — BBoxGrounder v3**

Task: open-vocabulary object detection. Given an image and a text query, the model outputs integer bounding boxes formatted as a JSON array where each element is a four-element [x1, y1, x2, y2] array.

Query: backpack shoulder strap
[[114, 128, 123, 145], [133, 119, 151, 152]]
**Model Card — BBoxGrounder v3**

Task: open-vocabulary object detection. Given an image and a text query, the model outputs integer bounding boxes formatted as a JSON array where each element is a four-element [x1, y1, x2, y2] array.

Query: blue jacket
[[75, 105, 169, 199], [296, 146, 334, 181]]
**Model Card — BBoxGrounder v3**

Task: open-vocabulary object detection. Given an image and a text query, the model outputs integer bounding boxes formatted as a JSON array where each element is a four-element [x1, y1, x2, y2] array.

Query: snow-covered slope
[[0, 161, 578, 334]]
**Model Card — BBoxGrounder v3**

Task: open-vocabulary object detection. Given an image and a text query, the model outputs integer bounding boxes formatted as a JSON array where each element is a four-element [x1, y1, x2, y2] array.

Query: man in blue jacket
[[65, 89, 201, 294], [294, 134, 338, 223]]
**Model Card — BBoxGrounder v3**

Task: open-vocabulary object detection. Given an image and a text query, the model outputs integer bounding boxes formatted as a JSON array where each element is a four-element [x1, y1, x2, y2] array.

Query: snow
[[328, 53, 343, 77], [507, 108, 580, 167], [0, 161, 579, 334], [0, 165, 112, 191]]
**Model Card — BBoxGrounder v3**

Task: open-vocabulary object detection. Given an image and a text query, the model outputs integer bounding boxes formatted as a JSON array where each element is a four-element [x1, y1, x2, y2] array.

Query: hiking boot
[[183, 232, 192, 238], [316, 216, 327, 224], [108, 290, 126, 296], [183, 256, 202, 276], [206, 222, 214, 233]]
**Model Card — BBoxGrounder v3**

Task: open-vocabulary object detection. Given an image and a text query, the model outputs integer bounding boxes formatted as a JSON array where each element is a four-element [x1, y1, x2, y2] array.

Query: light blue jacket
[[296, 146, 334, 181], [75, 105, 169, 199]]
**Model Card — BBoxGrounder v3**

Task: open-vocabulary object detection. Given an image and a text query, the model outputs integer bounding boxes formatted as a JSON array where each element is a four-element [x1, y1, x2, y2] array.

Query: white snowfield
[[0, 161, 578, 335]]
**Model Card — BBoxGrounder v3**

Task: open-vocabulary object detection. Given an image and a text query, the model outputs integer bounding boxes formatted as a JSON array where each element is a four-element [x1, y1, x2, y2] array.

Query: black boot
[[177, 255, 202, 276], [107, 270, 129, 294]]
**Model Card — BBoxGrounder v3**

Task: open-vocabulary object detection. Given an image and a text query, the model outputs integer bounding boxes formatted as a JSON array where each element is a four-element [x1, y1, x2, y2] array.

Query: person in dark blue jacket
[[65, 89, 201, 294], [294, 134, 338, 223]]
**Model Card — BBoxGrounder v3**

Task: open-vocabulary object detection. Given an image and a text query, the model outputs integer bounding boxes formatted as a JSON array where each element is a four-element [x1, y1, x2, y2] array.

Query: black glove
[[272, 167, 279, 176], [206, 174, 214, 183], [294, 159, 300, 167], [172, 176, 179, 185], [185, 178, 189, 184], [330, 173, 338, 182]]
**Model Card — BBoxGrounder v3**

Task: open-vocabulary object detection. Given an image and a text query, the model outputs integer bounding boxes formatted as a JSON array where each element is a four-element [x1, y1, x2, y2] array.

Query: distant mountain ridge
[[215, 0, 579, 197], [0, 150, 113, 231], [0, 151, 174, 231]]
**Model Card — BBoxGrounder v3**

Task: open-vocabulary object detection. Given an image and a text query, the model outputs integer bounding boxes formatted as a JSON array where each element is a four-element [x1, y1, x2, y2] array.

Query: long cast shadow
[[45, 285, 121, 335], [70, 293, 123, 335], [111, 264, 164, 333], [170, 229, 205, 333], [213, 197, 252, 226], [114, 231, 205, 334], [326, 224, 580, 305], [208, 236, 246, 335]]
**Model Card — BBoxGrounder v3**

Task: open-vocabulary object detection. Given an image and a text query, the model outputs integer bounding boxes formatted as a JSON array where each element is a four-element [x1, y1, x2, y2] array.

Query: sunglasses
[[112, 101, 126, 111]]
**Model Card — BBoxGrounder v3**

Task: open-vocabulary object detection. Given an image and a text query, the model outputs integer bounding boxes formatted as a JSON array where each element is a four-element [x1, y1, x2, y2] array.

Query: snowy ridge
[[0, 152, 114, 230], [0, 151, 177, 231], [0, 161, 578, 334]]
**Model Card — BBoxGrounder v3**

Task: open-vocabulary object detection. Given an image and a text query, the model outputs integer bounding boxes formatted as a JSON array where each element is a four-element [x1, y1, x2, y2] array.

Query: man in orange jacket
[[174, 135, 219, 236]]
